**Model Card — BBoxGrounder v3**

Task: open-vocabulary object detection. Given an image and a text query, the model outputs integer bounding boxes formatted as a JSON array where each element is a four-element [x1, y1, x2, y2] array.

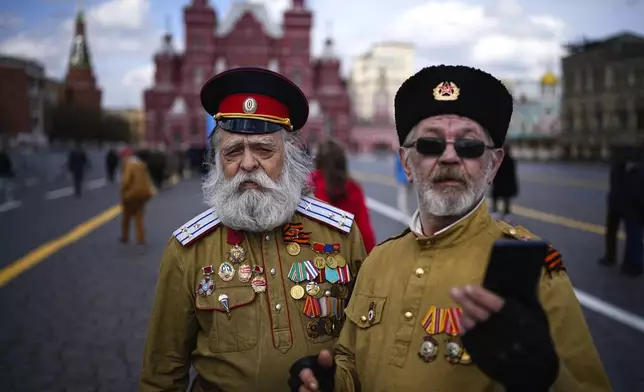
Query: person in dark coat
[[620, 155, 644, 277], [491, 143, 518, 219], [67, 140, 89, 198], [598, 149, 628, 267], [106, 148, 119, 183]]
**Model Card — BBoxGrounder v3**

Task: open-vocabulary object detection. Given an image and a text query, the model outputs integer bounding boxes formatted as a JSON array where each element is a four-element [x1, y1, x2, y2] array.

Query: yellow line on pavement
[[0, 205, 122, 288], [351, 171, 624, 239]]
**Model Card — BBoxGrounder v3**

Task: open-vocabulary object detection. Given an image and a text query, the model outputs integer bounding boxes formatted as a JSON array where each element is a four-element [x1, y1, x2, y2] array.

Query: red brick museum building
[[143, 0, 353, 148]]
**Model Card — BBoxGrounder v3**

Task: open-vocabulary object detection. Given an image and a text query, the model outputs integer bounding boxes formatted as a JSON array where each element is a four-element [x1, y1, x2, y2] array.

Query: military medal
[[444, 307, 470, 365], [306, 319, 320, 339], [314, 255, 326, 269], [286, 242, 301, 256], [326, 255, 338, 269], [218, 293, 231, 315], [283, 223, 311, 257], [238, 264, 252, 283], [290, 284, 305, 300], [197, 265, 215, 297], [420, 305, 444, 363], [218, 262, 235, 281], [251, 275, 267, 293], [303, 295, 322, 318], [305, 281, 321, 297], [197, 278, 215, 297], [334, 254, 347, 268], [419, 335, 439, 362], [228, 244, 247, 264]]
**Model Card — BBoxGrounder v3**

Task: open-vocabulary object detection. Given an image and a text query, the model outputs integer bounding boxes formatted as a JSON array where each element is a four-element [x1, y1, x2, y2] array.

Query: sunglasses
[[404, 137, 494, 159]]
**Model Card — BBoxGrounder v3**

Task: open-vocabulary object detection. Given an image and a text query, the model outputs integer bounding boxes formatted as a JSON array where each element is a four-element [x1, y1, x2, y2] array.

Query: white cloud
[[0, 0, 159, 108], [0, 0, 570, 109]]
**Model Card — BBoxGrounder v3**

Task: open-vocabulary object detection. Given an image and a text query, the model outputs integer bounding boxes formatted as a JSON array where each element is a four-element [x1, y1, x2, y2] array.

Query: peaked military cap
[[201, 67, 309, 137], [394, 65, 513, 148]]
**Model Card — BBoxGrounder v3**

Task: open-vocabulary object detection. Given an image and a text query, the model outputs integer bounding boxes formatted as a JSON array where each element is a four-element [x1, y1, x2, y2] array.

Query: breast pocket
[[196, 285, 258, 353], [344, 293, 387, 354]]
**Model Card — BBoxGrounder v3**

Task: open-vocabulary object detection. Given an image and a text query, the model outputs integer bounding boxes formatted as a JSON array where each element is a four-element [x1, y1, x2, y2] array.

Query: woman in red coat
[[309, 140, 377, 253]]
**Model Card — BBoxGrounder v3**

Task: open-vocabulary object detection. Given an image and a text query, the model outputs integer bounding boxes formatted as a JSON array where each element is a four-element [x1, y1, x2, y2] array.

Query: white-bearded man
[[139, 68, 367, 392]]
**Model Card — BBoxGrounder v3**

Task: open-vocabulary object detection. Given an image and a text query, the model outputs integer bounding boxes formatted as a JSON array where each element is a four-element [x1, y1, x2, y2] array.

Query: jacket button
[[404, 312, 413, 320], [275, 304, 282, 312], [270, 268, 276, 276], [265, 235, 270, 241], [415, 268, 424, 277], [360, 316, 367, 322]]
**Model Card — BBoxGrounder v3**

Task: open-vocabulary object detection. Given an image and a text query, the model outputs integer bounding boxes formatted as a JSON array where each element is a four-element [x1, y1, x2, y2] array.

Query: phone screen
[[482, 239, 548, 301]]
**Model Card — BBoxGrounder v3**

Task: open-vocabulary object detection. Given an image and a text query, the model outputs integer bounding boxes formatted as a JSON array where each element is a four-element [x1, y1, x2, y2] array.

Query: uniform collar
[[410, 197, 490, 248]]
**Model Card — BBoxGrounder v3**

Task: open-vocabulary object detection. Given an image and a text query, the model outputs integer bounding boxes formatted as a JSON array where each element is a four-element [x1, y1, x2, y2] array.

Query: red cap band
[[218, 94, 290, 119]]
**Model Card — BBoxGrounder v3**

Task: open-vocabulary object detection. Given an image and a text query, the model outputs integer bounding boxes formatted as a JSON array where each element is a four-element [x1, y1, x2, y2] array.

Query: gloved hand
[[287, 350, 336, 392], [461, 297, 559, 392]]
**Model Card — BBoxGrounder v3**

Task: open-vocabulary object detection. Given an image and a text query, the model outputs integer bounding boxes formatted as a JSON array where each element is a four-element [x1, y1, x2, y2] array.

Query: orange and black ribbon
[[282, 223, 311, 246], [545, 245, 565, 274]]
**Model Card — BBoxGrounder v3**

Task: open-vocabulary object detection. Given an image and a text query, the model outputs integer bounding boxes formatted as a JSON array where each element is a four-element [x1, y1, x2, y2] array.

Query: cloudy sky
[[0, 0, 642, 109]]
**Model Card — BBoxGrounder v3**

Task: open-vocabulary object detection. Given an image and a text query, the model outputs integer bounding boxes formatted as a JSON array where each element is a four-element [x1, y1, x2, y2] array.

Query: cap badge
[[243, 97, 257, 113], [433, 82, 460, 101]]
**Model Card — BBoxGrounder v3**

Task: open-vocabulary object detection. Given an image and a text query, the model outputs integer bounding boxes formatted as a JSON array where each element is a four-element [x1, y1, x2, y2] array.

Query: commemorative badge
[[238, 264, 252, 283], [218, 293, 231, 315], [251, 275, 267, 293], [228, 244, 247, 265], [197, 265, 215, 297], [218, 262, 235, 282], [367, 301, 376, 324]]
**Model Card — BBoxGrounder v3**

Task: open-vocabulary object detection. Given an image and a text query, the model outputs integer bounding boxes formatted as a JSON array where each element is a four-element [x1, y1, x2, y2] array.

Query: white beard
[[202, 143, 311, 233], [413, 159, 493, 217]]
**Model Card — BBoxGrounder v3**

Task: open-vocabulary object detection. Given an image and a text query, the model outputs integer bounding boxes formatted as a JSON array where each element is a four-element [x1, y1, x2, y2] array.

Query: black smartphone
[[482, 239, 548, 301]]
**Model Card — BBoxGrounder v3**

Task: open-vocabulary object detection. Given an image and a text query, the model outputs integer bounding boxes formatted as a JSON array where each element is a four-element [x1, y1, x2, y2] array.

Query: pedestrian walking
[[490, 143, 518, 220], [139, 68, 367, 392], [598, 149, 628, 267], [310, 139, 377, 253], [617, 147, 643, 277], [290, 65, 610, 392], [0, 140, 16, 204], [105, 148, 119, 183], [118, 147, 154, 245], [395, 151, 414, 214], [67, 140, 89, 198]]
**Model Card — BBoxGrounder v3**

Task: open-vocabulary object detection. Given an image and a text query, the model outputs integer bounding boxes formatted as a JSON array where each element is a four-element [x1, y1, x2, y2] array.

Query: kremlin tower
[[63, 6, 102, 111]]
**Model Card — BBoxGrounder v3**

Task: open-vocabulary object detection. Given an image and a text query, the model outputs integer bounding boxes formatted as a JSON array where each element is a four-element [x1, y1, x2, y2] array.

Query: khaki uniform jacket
[[121, 157, 154, 202], [139, 196, 367, 392], [334, 202, 612, 392]]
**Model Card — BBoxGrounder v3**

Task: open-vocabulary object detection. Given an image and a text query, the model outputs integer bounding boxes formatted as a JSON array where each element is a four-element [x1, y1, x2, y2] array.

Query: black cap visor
[[216, 118, 286, 135]]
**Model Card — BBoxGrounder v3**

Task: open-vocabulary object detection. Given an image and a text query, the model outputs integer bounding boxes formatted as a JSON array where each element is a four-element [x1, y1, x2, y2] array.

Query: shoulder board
[[172, 208, 221, 246], [497, 221, 566, 275], [296, 195, 355, 234], [377, 228, 412, 247]]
